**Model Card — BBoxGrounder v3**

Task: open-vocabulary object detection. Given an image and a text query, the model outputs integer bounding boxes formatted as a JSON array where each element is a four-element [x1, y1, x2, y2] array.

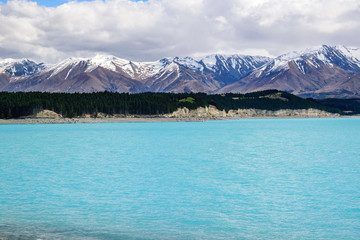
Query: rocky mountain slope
[[0, 45, 359, 98]]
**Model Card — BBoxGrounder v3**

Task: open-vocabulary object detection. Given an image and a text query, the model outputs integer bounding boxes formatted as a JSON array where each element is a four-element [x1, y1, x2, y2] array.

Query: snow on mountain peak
[[192, 54, 271, 73], [336, 45, 360, 63], [277, 45, 328, 61], [276, 45, 360, 65], [47, 55, 130, 77], [0, 58, 33, 69], [2, 45, 359, 82], [0, 58, 19, 72], [253, 44, 360, 77], [197, 55, 217, 69], [173, 56, 204, 71], [0, 58, 44, 77], [86, 54, 132, 72], [47, 57, 87, 77]]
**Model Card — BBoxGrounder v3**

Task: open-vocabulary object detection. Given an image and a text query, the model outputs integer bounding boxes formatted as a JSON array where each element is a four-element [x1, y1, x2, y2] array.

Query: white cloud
[[0, 0, 359, 63]]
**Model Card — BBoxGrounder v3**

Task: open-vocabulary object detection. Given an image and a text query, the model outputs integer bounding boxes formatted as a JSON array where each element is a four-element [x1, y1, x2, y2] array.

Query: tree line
[[0, 90, 342, 119]]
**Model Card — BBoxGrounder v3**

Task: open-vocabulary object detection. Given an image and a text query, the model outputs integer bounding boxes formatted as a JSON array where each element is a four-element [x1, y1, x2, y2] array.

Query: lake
[[0, 118, 359, 239]]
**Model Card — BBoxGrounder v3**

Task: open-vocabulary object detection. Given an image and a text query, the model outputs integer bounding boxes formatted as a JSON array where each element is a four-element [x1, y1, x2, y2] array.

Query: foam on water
[[0, 119, 359, 239]]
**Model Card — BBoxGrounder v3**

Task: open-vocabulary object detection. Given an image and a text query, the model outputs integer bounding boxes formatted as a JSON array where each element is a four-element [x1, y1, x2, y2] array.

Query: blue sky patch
[[0, 0, 145, 7]]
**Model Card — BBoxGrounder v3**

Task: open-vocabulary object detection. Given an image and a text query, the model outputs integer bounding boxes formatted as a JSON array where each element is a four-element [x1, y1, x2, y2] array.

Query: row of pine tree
[[0, 90, 340, 119]]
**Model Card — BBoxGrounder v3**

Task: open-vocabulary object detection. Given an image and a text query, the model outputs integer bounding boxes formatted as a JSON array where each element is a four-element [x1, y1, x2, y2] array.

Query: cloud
[[0, 0, 359, 63]]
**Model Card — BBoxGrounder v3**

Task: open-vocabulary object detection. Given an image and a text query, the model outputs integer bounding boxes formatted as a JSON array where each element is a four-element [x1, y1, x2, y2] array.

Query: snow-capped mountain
[[219, 45, 360, 98], [0, 58, 45, 77], [142, 54, 271, 93], [2, 54, 270, 93], [1, 45, 360, 98], [0, 58, 45, 90]]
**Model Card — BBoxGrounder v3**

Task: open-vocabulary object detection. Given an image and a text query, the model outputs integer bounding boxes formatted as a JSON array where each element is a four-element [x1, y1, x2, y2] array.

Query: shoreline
[[0, 115, 359, 124]]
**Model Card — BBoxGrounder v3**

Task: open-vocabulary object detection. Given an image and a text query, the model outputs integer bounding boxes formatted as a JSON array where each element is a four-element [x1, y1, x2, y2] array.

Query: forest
[[0, 90, 346, 119], [316, 98, 360, 115]]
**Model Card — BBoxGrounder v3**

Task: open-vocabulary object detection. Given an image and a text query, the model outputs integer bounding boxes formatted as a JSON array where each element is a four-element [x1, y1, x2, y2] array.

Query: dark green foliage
[[191, 90, 341, 113], [316, 98, 360, 115], [0, 90, 342, 119]]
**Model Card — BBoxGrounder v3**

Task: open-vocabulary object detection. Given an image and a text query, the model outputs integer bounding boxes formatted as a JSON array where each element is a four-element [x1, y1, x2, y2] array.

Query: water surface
[[0, 119, 359, 239]]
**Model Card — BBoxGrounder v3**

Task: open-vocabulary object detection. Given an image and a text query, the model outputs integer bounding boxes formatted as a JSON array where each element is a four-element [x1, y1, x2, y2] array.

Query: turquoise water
[[0, 119, 359, 239]]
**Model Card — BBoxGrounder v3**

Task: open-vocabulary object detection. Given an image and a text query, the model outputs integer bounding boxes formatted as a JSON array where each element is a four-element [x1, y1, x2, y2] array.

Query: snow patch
[[294, 60, 305, 74], [199, 55, 217, 71], [0, 58, 36, 75], [48, 58, 85, 78], [87, 55, 129, 72], [174, 57, 204, 71], [270, 59, 290, 72], [336, 45, 360, 66], [65, 68, 73, 80], [307, 59, 320, 68], [193, 54, 271, 73], [156, 62, 180, 80]]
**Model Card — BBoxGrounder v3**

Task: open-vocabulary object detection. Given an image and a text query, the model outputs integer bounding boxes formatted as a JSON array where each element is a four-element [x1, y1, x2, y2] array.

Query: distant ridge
[[1, 45, 359, 98], [218, 45, 360, 98]]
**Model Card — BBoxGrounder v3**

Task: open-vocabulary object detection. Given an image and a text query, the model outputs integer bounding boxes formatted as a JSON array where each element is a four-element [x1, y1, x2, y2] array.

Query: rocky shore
[[0, 106, 348, 124], [167, 106, 341, 118]]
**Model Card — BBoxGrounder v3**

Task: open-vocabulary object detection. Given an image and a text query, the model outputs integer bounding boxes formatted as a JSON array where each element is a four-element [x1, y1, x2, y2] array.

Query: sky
[[0, 0, 359, 63], [0, 0, 145, 7], [0, 0, 93, 7]]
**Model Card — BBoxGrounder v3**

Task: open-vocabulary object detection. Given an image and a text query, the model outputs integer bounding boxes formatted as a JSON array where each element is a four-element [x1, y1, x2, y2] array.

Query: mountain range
[[1, 45, 359, 98]]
